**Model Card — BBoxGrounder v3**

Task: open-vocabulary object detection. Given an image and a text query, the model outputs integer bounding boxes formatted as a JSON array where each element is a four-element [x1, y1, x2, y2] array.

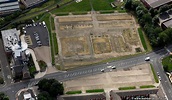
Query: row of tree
[[125, 0, 172, 47], [37, 78, 64, 100]]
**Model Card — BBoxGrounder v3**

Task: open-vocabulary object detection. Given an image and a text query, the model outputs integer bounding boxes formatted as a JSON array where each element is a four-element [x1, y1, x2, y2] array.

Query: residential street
[[0, 39, 12, 85]]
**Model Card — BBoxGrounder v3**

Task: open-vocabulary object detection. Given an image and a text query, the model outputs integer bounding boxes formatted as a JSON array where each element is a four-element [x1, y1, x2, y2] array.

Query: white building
[[1, 28, 20, 52]]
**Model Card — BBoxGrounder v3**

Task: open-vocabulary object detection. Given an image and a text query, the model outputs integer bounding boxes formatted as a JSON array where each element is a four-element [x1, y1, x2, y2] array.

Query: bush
[[66, 90, 82, 94], [86, 89, 104, 93], [119, 86, 136, 90], [38, 60, 47, 72], [140, 85, 155, 88]]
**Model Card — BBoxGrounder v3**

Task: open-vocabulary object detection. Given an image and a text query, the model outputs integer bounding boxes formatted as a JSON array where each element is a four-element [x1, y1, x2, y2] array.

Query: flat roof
[[1, 28, 20, 52], [22, 0, 46, 7], [163, 19, 172, 28], [0, 1, 19, 12], [144, 0, 172, 8]]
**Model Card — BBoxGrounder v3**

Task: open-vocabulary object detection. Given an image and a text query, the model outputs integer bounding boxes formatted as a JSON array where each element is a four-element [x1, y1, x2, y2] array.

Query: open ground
[[63, 63, 156, 93], [55, 13, 144, 69]]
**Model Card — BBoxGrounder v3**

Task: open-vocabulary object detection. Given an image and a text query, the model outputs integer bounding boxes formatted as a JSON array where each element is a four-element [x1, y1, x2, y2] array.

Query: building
[[21, 0, 48, 8], [0, 0, 20, 15], [1, 28, 20, 52], [57, 93, 106, 100], [110, 88, 163, 100], [141, 0, 172, 9]]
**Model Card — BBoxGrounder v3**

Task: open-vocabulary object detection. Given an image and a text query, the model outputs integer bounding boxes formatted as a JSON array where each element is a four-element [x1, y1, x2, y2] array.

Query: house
[[140, 0, 172, 9], [12, 50, 30, 79], [0, 0, 20, 15], [57, 93, 106, 100], [20, 0, 48, 8]]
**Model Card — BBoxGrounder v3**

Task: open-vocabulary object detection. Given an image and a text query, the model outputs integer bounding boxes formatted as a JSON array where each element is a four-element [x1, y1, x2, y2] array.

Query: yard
[[162, 55, 172, 72]]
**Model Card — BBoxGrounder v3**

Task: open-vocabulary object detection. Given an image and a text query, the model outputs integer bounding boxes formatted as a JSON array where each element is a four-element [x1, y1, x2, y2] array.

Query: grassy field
[[51, 0, 91, 14], [66, 90, 82, 94], [92, 0, 114, 11], [119, 86, 136, 90], [140, 85, 155, 88], [86, 89, 104, 93], [138, 28, 147, 51], [162, 55, 172, 72], [150, 64, 159, 83]]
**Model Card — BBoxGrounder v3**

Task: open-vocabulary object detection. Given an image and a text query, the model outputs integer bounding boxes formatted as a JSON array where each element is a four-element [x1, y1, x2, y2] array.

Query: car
[[159, 76, 161, 81], [101, 69, 104, 72], [145, 57, 150, 61], [157, 72, 159, 76], [112, 66, 116, 69], [37, 41, 41, 43]]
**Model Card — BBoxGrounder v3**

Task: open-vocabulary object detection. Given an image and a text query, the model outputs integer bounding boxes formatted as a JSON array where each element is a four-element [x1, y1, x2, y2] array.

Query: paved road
[[0, 39, 12, 85], [0, 46, 171, 100]]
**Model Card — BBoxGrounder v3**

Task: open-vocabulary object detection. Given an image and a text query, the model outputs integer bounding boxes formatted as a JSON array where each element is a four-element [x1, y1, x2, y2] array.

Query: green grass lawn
[[150, 64, 159, 83], [86, 89, 104, 93], [140, 85, 155, 88], [66, 90, 82, 94], [53, 33, 58, 55], [29, 66, 37, 77], [162, 55, 172, 72], [138, 28, 147, 51], [51, 17, 55, 30], [119, 86, 136, 90], [91, 0, 114, 11], [51, 0, 91, 14]]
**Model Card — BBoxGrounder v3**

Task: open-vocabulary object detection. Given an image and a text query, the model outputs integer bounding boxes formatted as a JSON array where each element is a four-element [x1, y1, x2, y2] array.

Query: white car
[[145, 57, 150, 61], [101, 69, 104, 72], [112, 66, 116, 69]]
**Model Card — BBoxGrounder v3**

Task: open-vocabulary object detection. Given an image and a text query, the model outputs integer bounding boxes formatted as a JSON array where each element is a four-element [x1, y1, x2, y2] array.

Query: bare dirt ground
[[34, 46, 58, 73], [55, 13, 144, 69], [34, 46, 51, 67], [63, 63, 155, 92]]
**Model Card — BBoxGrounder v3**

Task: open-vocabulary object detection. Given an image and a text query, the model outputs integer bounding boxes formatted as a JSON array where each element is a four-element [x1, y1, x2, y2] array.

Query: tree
[[152, 16, 160, 25], [159, 4, 169, 13], [0, 92, 9, 100], [38, 78, 64, 98], [38, 91, 52, 100], [149, 8, 158, 17], [49, 81, 64, 96], [124, 0, 132, 10], [131, 1, 140, 11]]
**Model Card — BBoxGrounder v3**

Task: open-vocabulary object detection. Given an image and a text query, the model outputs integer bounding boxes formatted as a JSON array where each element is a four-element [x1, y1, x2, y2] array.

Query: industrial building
[[21, 0, 48, 8], [141, 0, 172, 9], [0, 0, 20, 15]]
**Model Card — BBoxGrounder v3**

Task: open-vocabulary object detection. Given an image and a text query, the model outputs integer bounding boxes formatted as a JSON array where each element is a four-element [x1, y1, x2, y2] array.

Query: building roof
[[110, 88, 159, 100], [144, 0, 172, 8], [21, 0, 47, 8], [1, 28, 20, 52], [162, 19, 172, 28], [0, 1, 19, 12], [114, 88, 158, 97], [58, 93, 106, 100]]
